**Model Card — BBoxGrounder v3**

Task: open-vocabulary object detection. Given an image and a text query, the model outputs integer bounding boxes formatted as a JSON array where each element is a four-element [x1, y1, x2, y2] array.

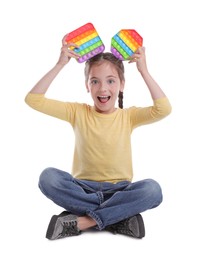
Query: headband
[[65, 23, 143, 63]]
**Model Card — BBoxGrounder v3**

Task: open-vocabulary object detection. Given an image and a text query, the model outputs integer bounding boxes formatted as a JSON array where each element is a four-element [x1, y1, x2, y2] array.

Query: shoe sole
[[135, 214, 145, 238], [46, 211, 71, 240]]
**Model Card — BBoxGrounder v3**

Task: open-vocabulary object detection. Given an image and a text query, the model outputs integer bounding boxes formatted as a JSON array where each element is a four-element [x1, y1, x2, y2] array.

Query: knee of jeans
[[145, 179, 163, 206], [38, 167, 56, 193]]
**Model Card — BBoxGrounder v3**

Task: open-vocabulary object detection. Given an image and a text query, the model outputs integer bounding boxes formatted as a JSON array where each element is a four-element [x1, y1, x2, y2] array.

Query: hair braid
[[118, 91, 123, 109]]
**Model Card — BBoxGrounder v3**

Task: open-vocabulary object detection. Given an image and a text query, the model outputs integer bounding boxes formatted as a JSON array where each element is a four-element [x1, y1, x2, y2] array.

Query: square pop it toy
[[111, 29, 143, 60], [65, 23, 105, 63]]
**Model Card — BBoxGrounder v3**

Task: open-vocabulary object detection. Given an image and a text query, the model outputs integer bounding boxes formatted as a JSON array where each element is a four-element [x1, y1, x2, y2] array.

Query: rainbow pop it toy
[[111, 29, 143, 61], [65, 23, 105, 63]]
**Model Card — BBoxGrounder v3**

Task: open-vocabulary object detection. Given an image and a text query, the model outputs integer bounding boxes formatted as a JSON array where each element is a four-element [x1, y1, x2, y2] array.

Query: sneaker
[[46, 211, 81, 240], [105, 214, 145, 238]]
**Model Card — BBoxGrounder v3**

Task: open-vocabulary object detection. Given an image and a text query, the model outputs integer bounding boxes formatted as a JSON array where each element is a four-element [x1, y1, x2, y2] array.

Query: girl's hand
[[128, 47, 148, 74], [57, 34, 81, 66]]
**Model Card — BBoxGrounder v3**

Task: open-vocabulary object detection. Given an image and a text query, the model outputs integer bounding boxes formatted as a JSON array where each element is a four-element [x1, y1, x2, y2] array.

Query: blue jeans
[[39, 167, 163, 230]]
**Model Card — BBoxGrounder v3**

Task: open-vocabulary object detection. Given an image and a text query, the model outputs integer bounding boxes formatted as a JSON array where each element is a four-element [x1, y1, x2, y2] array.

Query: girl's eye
[[91, 79, 98, 85], [108, 79, 115, 84]]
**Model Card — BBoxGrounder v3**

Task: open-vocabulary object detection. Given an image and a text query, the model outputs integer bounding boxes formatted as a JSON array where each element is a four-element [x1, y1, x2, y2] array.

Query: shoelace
[[60, 220, 78, 237], [107, 219, 132, 235]]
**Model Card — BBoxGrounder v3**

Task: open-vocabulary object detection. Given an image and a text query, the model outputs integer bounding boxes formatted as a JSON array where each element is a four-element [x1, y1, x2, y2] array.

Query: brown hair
[[84, 52, 125, 109]]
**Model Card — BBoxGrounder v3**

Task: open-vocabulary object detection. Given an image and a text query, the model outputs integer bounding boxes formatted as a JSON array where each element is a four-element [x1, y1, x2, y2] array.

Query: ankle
[[77, 216, 97, 231]]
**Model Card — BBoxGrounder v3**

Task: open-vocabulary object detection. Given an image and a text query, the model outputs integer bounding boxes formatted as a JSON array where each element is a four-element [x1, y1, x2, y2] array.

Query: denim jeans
[[39, 167, 163, 230]]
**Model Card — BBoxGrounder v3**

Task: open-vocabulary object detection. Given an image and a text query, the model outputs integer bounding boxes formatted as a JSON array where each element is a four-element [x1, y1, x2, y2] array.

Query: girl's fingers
[[127, 53, 141, 62], [61, 46, 80, 59], [67, 42, 80, 49], [135, 46, 145, 54], [62, 34, 79, 49], [62, 34, 68, 46], [128, 46, 146, 62], [67, 49, 81, 58]]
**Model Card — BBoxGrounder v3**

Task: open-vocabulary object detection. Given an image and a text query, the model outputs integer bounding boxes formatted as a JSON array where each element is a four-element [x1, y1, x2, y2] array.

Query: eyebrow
[[90, 75, 117, 80], [106, 75, 117, 78]]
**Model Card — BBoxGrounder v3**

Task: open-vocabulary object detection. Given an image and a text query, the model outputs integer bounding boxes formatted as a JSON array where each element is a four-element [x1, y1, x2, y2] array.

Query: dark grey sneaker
[[46, 211, 81, 240], [105, 214, 145, 238]]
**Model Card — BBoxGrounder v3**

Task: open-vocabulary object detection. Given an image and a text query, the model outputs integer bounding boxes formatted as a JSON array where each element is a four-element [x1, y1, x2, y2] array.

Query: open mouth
[[97, 96, 111, 103]]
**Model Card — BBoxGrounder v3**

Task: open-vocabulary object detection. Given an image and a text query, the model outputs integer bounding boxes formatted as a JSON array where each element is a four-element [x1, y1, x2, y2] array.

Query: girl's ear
[[86, 82, 90, 93]]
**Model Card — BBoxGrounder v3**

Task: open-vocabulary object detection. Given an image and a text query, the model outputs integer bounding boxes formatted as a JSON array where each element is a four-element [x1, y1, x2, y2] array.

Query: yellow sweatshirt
[[25, 93, 171, 183]]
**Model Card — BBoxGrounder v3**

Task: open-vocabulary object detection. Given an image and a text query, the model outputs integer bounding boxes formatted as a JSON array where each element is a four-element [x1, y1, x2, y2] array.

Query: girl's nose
[[100, 83, 107, 92]]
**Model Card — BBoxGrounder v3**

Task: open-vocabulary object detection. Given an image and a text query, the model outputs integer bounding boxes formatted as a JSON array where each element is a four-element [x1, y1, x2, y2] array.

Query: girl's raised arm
[[29, 35, 80, 94], [129, 47, 166, 100]]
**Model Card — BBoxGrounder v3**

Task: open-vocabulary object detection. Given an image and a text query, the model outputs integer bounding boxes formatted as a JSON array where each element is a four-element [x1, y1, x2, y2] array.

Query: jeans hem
[[86, 210, 104, 230]]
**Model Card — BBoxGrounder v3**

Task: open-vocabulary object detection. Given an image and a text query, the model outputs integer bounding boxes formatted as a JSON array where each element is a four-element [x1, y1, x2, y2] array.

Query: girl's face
[[86, 61, 124, 114]]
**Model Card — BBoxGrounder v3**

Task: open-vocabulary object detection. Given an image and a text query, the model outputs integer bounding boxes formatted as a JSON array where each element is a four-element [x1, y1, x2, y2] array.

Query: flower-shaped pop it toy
[[111, 29, 143, 60], [65, 23, 105, 63]]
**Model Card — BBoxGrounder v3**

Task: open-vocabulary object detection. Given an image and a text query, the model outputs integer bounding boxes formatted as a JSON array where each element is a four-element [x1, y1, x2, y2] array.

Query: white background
[[1, 0, 197, 259]]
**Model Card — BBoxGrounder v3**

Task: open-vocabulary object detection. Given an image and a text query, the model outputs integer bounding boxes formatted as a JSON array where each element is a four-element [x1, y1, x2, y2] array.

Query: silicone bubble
[[111, 29, 143, 60], [65, 23, 105, 63]]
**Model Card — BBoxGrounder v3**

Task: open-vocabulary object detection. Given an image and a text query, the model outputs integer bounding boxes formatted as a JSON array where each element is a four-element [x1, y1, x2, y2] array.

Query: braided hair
[[118, 90, 123, 109], [84, 52, 125, 109]]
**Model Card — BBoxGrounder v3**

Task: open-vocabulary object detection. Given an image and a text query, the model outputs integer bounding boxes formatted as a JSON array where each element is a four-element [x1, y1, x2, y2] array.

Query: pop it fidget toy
[[111, 29, 143, 61], [65, 23, 105, 63]]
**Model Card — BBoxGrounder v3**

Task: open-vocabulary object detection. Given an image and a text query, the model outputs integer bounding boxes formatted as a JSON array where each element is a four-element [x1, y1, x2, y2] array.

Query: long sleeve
[[129, 97, 172, 129], [25, 92, 77, 125]]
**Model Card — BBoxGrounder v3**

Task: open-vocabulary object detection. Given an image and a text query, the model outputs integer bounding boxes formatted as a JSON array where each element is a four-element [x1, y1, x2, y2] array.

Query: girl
[[25, 34, 172, 240]]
